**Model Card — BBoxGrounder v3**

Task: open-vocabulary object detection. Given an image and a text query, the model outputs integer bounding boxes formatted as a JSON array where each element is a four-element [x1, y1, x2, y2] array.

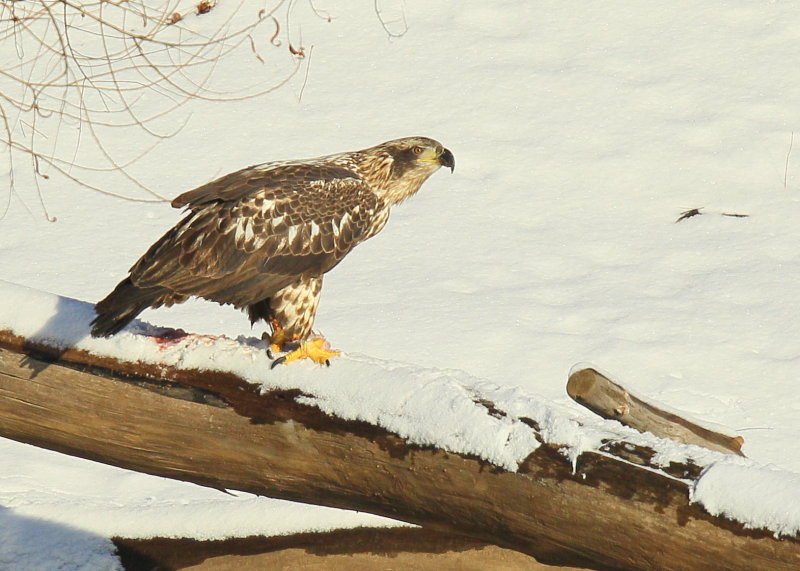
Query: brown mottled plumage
[[90, 137, 454, 350]]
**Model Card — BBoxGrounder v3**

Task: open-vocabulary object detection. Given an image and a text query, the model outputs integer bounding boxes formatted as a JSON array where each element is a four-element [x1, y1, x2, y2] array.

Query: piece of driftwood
[[567, 367, 745, 456], [0, 330, 798, 570]]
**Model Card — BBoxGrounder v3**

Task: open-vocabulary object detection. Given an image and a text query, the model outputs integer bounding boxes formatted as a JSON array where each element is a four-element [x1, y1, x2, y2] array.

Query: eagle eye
[[412, 146, 424, 155]]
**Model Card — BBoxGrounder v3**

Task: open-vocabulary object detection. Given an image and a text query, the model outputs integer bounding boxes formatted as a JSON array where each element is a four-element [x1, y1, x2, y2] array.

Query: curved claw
[[269, 337, 340, 368]]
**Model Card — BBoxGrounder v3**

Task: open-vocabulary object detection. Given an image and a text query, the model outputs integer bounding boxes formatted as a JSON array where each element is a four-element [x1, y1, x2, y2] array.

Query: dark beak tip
[[440, 148, 455, 173]]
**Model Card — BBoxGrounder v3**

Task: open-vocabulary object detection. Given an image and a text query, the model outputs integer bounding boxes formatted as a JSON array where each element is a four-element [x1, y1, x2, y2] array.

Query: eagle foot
[[270, 337, 340, 369]]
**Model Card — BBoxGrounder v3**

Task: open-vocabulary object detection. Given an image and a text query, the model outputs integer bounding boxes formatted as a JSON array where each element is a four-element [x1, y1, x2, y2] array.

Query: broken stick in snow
[[567, 367, 745, 456]]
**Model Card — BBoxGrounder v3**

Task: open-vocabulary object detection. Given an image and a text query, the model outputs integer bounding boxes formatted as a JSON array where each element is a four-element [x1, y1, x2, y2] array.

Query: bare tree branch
[[0, 0, 299, 215]]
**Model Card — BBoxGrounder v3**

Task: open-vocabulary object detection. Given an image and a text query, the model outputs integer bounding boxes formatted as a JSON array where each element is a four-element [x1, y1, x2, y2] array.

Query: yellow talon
[[271, 337, 340, 368], [267, 320, 289, 355]]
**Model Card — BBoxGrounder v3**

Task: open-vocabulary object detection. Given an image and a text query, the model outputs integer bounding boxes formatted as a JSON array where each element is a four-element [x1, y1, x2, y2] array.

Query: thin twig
[[298, 44, 313, 102], [374, 0, 408, 38]]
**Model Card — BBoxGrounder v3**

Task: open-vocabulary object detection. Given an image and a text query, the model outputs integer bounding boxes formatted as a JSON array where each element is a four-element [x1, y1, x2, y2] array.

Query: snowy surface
[[3, 1, 800, 568], [692, 460, 800, 538]]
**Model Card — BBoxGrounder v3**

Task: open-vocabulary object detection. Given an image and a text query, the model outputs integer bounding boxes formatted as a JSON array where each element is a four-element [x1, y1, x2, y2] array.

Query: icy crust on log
[[1, 279, 799, 538]]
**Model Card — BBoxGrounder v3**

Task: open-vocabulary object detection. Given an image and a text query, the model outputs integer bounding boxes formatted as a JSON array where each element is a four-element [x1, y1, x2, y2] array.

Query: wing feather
[[130, 162, 386, 308], [171, 163, 358, 210]]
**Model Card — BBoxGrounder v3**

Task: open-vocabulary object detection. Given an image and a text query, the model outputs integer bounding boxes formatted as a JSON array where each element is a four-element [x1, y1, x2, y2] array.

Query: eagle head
[[386, 136, 455, 174], [358, 137, 454, 205]]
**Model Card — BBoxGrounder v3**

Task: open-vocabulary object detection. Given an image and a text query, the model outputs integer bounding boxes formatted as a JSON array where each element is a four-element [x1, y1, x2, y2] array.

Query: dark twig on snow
[[675, 208, 749, 223]]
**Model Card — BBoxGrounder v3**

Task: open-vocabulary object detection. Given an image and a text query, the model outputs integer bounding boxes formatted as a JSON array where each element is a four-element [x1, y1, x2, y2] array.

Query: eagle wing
[[129, 162, 386, 308]]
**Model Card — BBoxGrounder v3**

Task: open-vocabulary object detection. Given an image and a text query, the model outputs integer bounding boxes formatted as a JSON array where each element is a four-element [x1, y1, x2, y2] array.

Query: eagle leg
[[266, 319, 291, 355], [270, 336, 340, 369]]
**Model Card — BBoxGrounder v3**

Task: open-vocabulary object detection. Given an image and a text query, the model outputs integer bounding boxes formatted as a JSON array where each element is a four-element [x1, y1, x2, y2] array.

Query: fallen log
[[0, 327, 798, 571], [567, 367, 745, 456]]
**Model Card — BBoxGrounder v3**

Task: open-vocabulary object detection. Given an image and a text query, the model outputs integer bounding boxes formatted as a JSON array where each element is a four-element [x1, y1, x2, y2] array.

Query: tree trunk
[[0, 329, 798, 570]]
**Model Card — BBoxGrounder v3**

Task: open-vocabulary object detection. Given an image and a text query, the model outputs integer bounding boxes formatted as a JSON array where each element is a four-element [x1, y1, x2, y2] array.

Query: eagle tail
[[90, 277, 165, 338], [246, 298, 272, 326]]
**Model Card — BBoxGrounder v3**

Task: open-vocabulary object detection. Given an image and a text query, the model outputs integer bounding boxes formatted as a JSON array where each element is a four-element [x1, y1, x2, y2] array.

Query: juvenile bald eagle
[[91, 137, 454, 365]]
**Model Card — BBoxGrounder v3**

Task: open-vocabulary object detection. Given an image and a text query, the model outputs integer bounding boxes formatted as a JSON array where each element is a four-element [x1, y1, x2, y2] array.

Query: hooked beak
[[438, 148, 455, 172]]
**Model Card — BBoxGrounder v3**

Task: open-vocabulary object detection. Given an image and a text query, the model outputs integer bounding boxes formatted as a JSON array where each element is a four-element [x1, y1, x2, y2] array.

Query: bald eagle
[[91, 137, 454, 365]]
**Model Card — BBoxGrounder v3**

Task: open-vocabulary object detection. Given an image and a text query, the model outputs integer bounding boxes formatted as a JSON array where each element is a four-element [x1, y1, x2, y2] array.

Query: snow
[[692, 460, 800, 539], [2, 1, 800, 568], [0, 509, 120, 571]]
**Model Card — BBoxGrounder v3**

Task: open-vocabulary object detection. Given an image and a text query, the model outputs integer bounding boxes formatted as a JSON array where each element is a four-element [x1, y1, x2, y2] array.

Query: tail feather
[[246, 298, 272, 326], [90, 277, 166, 337]]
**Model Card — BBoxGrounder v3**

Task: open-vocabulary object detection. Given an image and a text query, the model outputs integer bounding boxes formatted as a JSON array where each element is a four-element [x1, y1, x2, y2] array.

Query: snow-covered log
[[0, 294, 800, 569], [0, 282, 799, 569]]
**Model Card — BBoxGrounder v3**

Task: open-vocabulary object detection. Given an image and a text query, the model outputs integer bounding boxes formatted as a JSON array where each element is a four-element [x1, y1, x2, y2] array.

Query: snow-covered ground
[[2, 1, 800, 568]]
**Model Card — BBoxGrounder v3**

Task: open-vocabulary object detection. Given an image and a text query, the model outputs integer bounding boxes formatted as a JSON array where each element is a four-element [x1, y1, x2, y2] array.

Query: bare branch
[[0, 0, 297, 213], [373, 0, 408, 38], [0, 2, 410, 217]]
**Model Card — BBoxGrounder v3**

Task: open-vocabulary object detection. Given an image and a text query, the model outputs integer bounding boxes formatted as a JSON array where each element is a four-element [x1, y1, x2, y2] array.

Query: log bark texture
[[567, 367, 745, 456], [0, 330, 798, 571]]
